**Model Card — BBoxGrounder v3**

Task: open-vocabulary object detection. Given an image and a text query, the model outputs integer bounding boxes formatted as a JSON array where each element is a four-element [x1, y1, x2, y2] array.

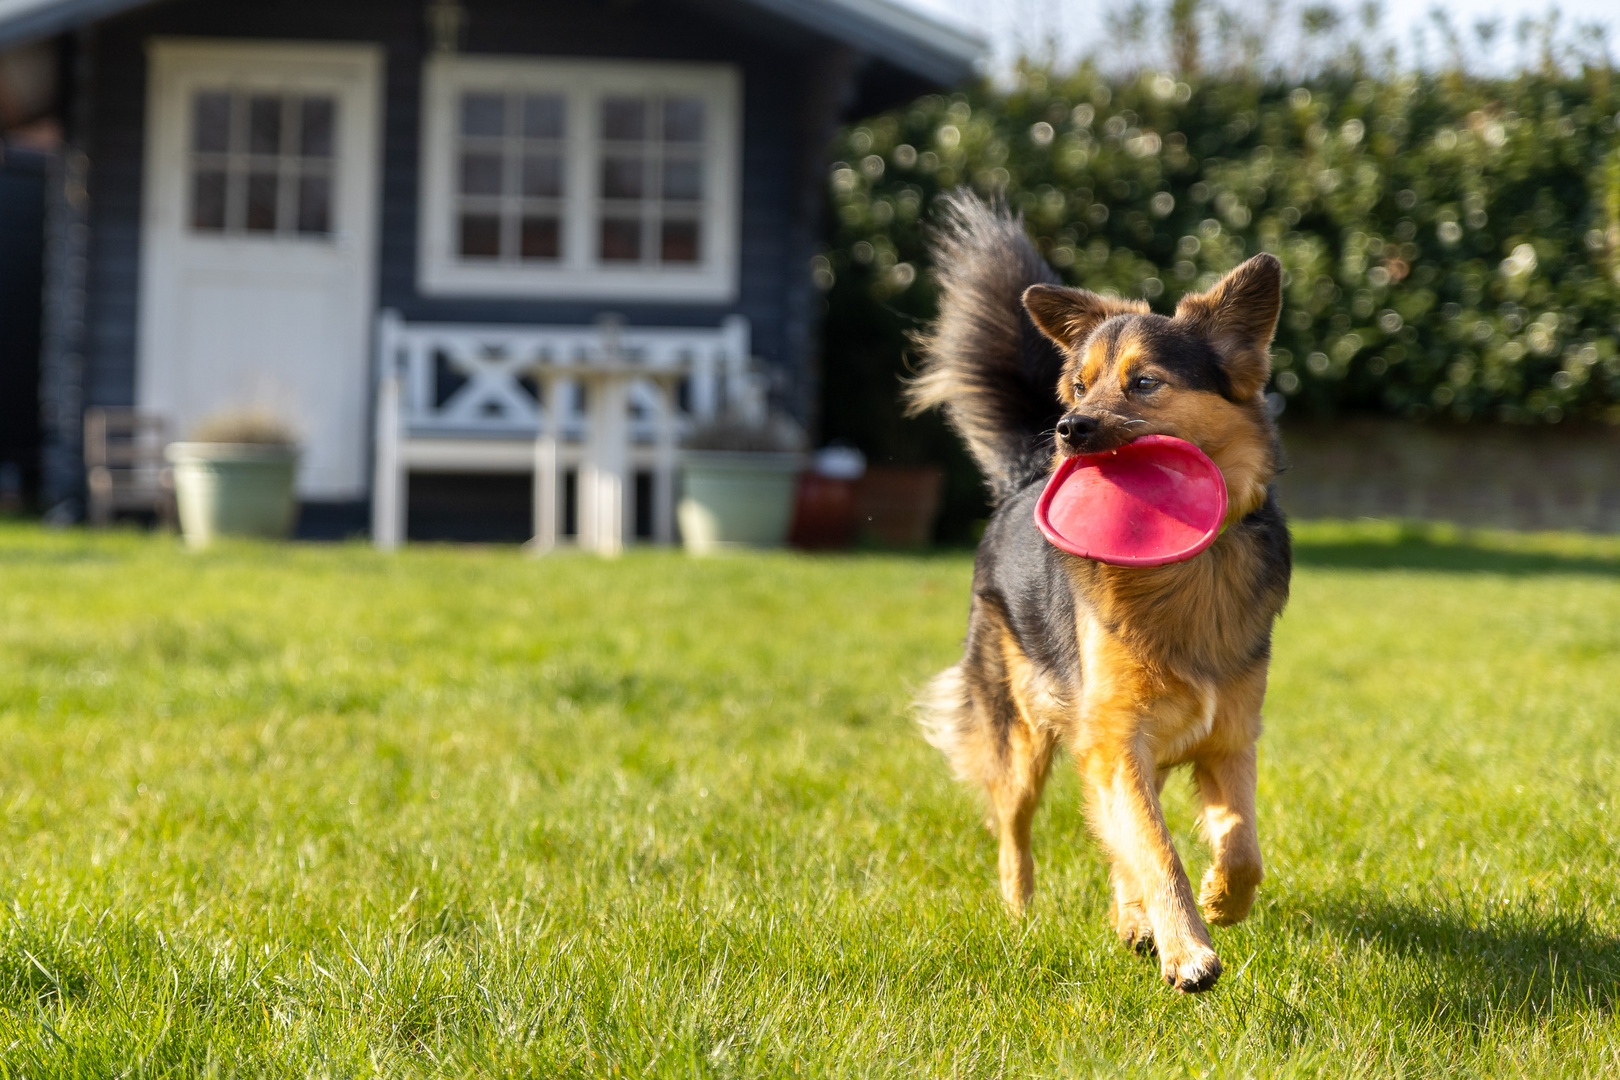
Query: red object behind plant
[[856, 465, 943, 547], [789, 473, 858, 549]]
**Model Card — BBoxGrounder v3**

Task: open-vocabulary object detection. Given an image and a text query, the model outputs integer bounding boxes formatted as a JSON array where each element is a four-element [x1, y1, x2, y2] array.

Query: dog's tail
[[916, 663, 993, 788], [904, 191, 1067, 505]]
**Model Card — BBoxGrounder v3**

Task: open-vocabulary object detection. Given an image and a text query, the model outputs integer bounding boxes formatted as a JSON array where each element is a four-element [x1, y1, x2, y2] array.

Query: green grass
[[3, 519, 1620, 1077]]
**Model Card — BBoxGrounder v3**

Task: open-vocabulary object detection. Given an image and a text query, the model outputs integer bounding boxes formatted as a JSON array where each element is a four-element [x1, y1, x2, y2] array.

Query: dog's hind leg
[[985, 710, 1057, 913], [919, 663, 1058, 914]]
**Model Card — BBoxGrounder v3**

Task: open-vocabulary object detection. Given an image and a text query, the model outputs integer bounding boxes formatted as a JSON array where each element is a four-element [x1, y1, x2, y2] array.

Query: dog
[[907, 193, 1291, 993]]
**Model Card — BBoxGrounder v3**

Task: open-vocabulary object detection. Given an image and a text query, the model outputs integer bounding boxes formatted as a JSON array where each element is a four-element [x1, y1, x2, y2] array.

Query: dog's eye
[[1072, 380, 1086, 396], [1134, 375, 1160, 391]]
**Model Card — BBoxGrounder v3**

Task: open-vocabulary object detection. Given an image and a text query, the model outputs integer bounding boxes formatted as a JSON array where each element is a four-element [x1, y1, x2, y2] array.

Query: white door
[[138, 40, 382, 499]]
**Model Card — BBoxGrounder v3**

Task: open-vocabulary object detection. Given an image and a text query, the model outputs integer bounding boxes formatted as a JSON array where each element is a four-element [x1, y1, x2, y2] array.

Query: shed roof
[[734, 0, 980, 86], [0, 0, 983, 86]]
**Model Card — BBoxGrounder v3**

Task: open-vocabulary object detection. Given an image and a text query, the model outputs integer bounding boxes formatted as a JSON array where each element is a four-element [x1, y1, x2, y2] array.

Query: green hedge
[[817, 64, 1620, 536]]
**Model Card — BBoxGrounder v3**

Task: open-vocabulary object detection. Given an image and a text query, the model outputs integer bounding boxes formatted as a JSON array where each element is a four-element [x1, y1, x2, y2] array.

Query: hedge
[[816, 62, 1620, 536]]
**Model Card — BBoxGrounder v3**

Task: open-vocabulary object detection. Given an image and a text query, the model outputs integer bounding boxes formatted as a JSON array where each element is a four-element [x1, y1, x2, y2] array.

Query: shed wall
[[79, 0, 827, 434]]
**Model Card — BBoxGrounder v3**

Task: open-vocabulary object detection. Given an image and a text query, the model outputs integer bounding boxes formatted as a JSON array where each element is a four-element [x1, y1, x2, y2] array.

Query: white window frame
[[419, 55, 741, 302]]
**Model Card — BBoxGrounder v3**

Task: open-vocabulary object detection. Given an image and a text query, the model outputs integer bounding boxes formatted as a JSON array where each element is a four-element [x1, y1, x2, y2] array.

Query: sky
[[896, 0, 1617, 74]]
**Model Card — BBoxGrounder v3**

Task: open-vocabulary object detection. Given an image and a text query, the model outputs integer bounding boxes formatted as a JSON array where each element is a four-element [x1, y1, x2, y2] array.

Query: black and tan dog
[[908, 193, 1291, 993]]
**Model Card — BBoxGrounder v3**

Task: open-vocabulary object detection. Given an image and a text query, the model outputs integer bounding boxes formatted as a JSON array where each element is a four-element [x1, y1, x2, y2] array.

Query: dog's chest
[[1091, 538, 1279, 685], [1076, 617, 1220, 760]]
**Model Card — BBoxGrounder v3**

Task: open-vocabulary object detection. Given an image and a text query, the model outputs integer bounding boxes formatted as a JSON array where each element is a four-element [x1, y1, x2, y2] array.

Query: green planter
[[678, 451, 804, 553], [166, 443, 299, 548]]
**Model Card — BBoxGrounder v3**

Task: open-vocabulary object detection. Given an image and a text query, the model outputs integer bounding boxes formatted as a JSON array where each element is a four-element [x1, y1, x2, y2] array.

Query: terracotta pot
[[789, 474, 859, 549], [855, 465, 943, 547]]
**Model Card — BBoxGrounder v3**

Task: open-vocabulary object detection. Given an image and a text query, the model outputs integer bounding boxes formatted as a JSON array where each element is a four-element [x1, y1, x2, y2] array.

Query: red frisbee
[[1034, 435, 1227, 567]]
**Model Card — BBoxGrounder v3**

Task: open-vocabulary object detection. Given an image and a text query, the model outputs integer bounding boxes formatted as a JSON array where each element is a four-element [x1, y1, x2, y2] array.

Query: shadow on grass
[[1292, 531, 1620, 577], [1305, 891, 1620, 1025]]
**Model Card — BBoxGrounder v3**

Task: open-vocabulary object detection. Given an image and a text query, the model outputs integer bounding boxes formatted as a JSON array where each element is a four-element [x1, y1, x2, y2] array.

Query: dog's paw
[[1000, 884, 1031, 918], [1199, 863, 1262, 927], [1114, 903, 1155, 955], [1160, 945, 1223, 994], [998, 856, 1035, 917]]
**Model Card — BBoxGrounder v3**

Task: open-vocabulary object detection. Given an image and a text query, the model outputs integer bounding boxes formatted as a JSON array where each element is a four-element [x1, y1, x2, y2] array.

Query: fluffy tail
[[904, 192, 1066, 505], [916, 663, 993, 788]]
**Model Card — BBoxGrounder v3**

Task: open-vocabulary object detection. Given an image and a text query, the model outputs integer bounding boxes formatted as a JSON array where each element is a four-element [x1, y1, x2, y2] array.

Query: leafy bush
[[817, 40, 1620, 536]]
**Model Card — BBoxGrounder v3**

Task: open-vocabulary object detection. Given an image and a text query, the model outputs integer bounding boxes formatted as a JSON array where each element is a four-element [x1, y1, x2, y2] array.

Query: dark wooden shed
[[0, 0, 978, 533]]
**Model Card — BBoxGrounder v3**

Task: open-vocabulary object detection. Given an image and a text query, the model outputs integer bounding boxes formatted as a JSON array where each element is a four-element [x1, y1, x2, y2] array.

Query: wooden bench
[[370, 311, 762, 552]]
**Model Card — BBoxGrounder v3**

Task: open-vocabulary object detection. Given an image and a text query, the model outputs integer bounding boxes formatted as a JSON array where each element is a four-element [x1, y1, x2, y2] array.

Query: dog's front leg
[[1194, 666, 1267, 927], [1083, 743, 1221, 993], [1194, 743, 1262, 926]]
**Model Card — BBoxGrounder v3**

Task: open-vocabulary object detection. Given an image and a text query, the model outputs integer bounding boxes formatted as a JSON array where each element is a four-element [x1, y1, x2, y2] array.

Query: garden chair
[[84, 407, 175, 527]]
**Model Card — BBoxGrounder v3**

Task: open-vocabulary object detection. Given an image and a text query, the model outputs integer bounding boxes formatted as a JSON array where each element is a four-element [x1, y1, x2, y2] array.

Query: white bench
[[370, 310, 761, 552]]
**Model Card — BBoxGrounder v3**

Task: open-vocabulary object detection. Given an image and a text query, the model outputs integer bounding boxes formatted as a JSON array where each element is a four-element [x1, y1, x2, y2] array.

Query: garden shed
[[0, 0, 979, 539]]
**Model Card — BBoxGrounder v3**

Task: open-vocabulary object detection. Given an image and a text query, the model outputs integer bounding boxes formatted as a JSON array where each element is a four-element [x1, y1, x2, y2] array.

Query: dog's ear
[[1173, 253, 1283, 400], [1022, 285, 1147, 351]]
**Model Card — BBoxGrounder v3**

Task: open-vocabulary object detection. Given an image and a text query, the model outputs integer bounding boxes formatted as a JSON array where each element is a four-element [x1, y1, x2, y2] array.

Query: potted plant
[[678, 414, 807, 553], [166, 410, 300, 548]]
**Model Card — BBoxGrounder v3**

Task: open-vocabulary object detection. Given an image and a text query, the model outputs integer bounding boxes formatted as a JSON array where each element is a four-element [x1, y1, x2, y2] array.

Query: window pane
[[461, 93, 506, 137], [600, 217, 641, 261], [246, 172, 279, 231], [191, 169, 227, 230], [296, 175, 331, 234], [459, 152, 504, 196], [520, 216, 560, 259], [248, 96, 283, 155], [601, 97, 645, 141], [662, 159, 703, 201], [661, 219, 700, 263], [300, 98, 334, 159], [522, 94, 565, 139], [601, 156, 644, 199], [193, 93, 231, 153], [663, 98, 704, 142], [459, 213, 502, 258], [521, 154, 563, 197]]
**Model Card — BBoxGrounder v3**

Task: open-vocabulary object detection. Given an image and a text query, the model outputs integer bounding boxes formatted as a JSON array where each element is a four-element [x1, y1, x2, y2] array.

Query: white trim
[[418, 54, 742, 303], [805, 0, 982, 65]]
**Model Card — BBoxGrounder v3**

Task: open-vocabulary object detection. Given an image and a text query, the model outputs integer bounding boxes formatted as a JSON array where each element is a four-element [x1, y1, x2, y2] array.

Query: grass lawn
[[3, 520, 1620, 1076]]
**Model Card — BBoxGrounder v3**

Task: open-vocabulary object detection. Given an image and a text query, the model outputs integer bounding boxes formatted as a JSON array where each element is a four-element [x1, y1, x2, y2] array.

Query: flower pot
[[678, 451, 804, 553], [788, 474, 859, 549], [166, 442, 299, 548], [855, 465, 944, 547]]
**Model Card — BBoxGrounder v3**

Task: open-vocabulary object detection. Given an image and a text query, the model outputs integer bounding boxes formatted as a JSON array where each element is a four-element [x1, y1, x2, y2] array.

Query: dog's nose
[[1056, 414, 1098, 448]]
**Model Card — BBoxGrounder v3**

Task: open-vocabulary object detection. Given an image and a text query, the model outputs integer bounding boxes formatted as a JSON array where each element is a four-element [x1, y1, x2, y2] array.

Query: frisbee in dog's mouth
[[1034, 434, 1228, 567]]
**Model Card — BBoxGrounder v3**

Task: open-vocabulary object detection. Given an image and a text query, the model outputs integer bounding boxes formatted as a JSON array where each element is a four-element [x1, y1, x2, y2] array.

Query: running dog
[[908, 192, 1291, 993]]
